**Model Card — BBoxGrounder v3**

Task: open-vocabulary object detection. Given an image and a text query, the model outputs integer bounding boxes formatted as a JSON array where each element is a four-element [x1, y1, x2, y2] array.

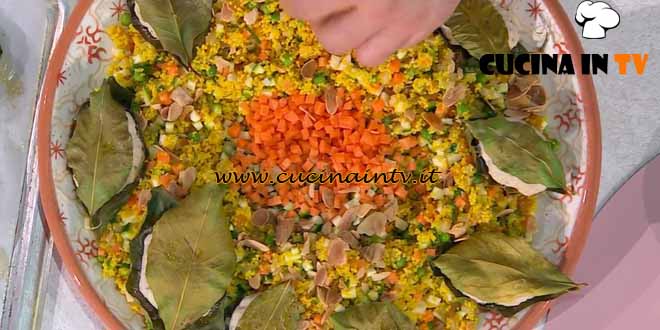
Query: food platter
[[37, 0, 601, 329]]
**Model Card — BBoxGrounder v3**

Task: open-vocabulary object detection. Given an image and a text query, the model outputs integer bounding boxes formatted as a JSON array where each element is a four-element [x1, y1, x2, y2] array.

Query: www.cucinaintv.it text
[[215, 170, 448, 185]]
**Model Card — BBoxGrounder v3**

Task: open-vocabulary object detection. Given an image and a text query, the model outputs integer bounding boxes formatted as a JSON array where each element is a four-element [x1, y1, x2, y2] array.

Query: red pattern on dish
[[73, 232, 98, 267], [110, 1, 127, 18], [527, 0, 543, 20], [76, 25, 107, 64], [50, 140, 65, 160]]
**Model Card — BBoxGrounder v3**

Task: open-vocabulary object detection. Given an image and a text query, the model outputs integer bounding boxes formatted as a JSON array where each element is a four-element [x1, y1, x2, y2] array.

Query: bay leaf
[[444, 0, 510, 59], [147, 184, 236, 330], [432, 231, 579, 307], [132, 0, 214, 66], [127, 187, 179, 330], [330, 301, 415, 330], [66, 81, 138, 216], [234, 282, 302, 330], [465, 115, 565, 195]]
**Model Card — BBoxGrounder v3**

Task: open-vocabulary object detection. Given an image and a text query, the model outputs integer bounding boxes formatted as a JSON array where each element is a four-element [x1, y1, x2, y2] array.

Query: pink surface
[[547, 155, 660, 329]]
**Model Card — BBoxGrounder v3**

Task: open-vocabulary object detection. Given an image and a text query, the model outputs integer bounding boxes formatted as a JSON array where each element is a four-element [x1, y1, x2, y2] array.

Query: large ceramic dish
[[37, 0, 601, 329]]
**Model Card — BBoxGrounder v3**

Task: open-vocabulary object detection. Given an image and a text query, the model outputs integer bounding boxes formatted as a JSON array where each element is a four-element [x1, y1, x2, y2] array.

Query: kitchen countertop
[[0, 0, 658, 328]]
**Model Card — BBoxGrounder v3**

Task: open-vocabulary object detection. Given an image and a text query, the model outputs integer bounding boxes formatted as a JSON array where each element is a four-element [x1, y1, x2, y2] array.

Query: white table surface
[[0, 0, 658, 329]]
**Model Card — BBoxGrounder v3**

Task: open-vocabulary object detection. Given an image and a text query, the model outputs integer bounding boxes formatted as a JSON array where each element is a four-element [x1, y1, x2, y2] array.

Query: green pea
[[189, 132, 201, 143], [280, 53, 293, 67], [211, 103, 223, 114], [420, 128, 432, 142], [436, 232, 451, 243], [119, 12, 132, 26], [270, 11, 280, 22], [206, 64, 218, 78], [312, 72, 327, 85], [394, 257, 407, 269]]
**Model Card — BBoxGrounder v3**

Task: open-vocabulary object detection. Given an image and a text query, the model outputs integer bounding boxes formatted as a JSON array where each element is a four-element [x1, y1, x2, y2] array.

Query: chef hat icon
[[575, 1, 620, 39]]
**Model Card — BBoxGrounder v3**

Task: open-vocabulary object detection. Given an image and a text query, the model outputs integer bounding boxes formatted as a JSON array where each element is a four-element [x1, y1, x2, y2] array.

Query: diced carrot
[[391, 72, 405, 85], [159, 174, 174, 186], [318, 57, 329, 68], [455, 195, 468, 209], [398, 136, 418, 149], [158, 91, 173, 106], [305, 94, 316, 105], [284, 111, 300, 123], [386, 272, 399, 285], [267, 196, 282, 206], [372, 98, 385, 112], [421, 310, 434, 322], [394, 186, 408, 199], [302, 159, 315, 172], [389, 59, 401, 73], [156, 151, 170, 164], [426, 249, 437, 257], [227, 123, 241, 138], [171, 163, 185, 175]]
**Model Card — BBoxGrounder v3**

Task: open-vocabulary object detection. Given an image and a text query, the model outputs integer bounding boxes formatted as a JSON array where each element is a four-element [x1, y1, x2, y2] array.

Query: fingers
[[280, 0, 354, 22], [310, 9, 378, 55], [355, 25, 412, 67]]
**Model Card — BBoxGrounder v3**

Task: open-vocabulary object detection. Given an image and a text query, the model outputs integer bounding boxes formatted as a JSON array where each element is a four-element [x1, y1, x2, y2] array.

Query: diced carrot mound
[[231, 91, 414, 217]]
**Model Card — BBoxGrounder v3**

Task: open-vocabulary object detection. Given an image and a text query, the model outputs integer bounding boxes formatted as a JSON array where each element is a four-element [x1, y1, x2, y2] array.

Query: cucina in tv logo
[[479, 53, 648, 76]]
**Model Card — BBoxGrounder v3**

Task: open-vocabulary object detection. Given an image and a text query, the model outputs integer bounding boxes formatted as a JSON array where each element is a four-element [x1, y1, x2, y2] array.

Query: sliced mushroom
[[302, 233, 317, 256], [448, 222, 467, 239], [356, 203, 375, 218], [170, 87, 193, 106], [324, 86, 339, 115], [136, 189, 152, 209], [422, 112, 445, 131], [213, 56, 234, 74], [442, 85, 466, 108], [243, 8, 259, 25], [362, 243, 385, 268], [252, 208, 274, 227], [327, 238, 349, 266], [177, 167, 196, 192], [356, 212, 387, 237], [314, 262, 329, 287], [370, 272, 391, 282], [217, 2, 234, 22], [239, 239, 270, 252], [248, 273, 261, 290], [301, 59, 318, 79], [320, 186, 334, 209], [507, 75, 547, 113], [276, 217, 295, 245], [338, 231, 360, 249], [404, 109, 416, 122]]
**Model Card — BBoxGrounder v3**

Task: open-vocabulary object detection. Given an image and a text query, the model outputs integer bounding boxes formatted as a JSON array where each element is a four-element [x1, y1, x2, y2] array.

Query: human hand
[[280, 0, 461, 67]]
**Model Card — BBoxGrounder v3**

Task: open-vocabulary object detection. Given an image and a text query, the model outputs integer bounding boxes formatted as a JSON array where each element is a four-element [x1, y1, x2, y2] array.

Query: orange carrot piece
[[227, 123, 242, 138], [398, 136, 418, 149], [156, 151, 170, 164], [391, 72, 405, 85], [389, 59, 401, 73], [158, 91, 173, 106]]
